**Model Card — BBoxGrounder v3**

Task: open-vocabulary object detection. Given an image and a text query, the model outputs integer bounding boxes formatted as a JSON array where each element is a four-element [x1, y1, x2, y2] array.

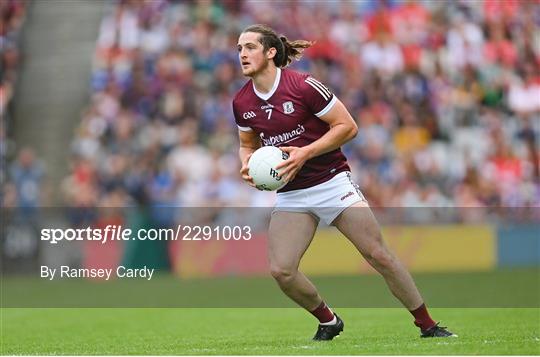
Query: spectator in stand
[[9, 148, 44, 212]]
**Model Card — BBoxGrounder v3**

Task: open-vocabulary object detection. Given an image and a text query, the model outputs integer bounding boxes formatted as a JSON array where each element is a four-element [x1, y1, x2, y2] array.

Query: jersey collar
[[253, 67, 281, 101]]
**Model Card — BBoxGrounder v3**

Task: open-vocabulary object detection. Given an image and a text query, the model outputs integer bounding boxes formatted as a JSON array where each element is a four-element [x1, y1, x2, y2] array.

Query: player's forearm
[[239, 146, 257, 163], [238, 131, 261, 164], [303, 122, 357, 159]]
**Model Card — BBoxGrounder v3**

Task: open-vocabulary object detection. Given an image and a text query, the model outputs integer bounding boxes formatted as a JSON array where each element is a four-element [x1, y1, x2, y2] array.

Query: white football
[[248, 146, 289, 191]]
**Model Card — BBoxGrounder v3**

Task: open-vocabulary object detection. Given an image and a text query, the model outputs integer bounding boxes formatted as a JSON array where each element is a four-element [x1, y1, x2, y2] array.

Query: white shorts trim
[[273, 171, 368, 225]]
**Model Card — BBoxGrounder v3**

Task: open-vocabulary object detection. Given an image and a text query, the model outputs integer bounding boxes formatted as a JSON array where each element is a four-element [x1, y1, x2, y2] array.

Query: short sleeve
[[301, 76, 337, 117], [232, 99, 253, 132]]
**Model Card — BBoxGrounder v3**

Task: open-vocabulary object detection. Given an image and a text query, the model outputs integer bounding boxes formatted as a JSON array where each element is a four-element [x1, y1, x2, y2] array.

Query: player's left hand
[[275, 146, 311, 183]]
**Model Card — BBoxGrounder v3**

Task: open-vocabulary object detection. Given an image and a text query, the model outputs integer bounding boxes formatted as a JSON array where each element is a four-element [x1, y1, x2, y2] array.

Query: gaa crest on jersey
[[282, 101, 295, 114], [243, 111, 256, 119]]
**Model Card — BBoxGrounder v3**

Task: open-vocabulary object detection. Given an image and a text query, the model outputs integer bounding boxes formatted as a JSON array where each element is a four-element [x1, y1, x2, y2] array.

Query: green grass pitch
[[2, 307, 539, 355]]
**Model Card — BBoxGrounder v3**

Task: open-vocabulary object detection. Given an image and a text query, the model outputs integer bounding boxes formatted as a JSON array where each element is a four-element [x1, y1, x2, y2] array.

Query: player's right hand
[[240, 153, 258, 188]]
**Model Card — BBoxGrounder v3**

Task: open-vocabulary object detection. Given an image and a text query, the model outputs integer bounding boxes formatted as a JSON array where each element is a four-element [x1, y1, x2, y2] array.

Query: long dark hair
[[242, 24, 313, 68]]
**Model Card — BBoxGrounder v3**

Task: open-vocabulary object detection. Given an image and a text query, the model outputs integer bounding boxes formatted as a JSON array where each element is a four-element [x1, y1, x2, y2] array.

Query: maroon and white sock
[[410, 303, 436, 331], [310, 301, 336, 325]]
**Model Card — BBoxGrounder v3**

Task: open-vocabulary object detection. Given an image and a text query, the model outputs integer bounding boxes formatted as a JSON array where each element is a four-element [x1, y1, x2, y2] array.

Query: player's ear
[[266, 47, 277, 60]]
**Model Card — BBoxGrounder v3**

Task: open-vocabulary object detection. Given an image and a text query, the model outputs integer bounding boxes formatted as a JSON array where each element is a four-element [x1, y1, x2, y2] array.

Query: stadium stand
[[1, 0, 41, 208], [57, 0, 539, 216]]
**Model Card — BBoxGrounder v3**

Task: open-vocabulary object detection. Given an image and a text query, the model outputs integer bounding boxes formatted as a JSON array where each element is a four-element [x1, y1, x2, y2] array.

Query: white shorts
[[273, 171, 368, 225]]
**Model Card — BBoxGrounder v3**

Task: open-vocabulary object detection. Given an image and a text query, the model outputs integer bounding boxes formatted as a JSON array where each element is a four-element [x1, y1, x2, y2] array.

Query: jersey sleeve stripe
[[315, 95, 337, 117], [237, 125, 253, 132], [305, 78, 330, 100], [307, 77, 332, 96], [305, 78, 331, 99]]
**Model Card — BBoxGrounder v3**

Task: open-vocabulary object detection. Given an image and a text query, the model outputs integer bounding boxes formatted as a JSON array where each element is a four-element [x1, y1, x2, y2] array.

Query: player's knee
[[368, 246, 395, 271], [270, 265, 297, 284]]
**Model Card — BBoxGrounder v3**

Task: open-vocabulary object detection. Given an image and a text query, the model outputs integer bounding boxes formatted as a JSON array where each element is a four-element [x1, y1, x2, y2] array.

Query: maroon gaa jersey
[[233, 68, 350, 192]]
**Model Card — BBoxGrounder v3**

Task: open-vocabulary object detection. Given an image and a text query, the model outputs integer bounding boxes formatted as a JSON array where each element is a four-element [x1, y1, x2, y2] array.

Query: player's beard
[[245, 58, 270, 78]]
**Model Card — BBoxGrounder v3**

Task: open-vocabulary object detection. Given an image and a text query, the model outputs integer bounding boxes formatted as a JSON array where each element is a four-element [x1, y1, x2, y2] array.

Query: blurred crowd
[[57, 0, 540, 213], [0, 0, 25, 141], [1, 0, 45, 210]]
